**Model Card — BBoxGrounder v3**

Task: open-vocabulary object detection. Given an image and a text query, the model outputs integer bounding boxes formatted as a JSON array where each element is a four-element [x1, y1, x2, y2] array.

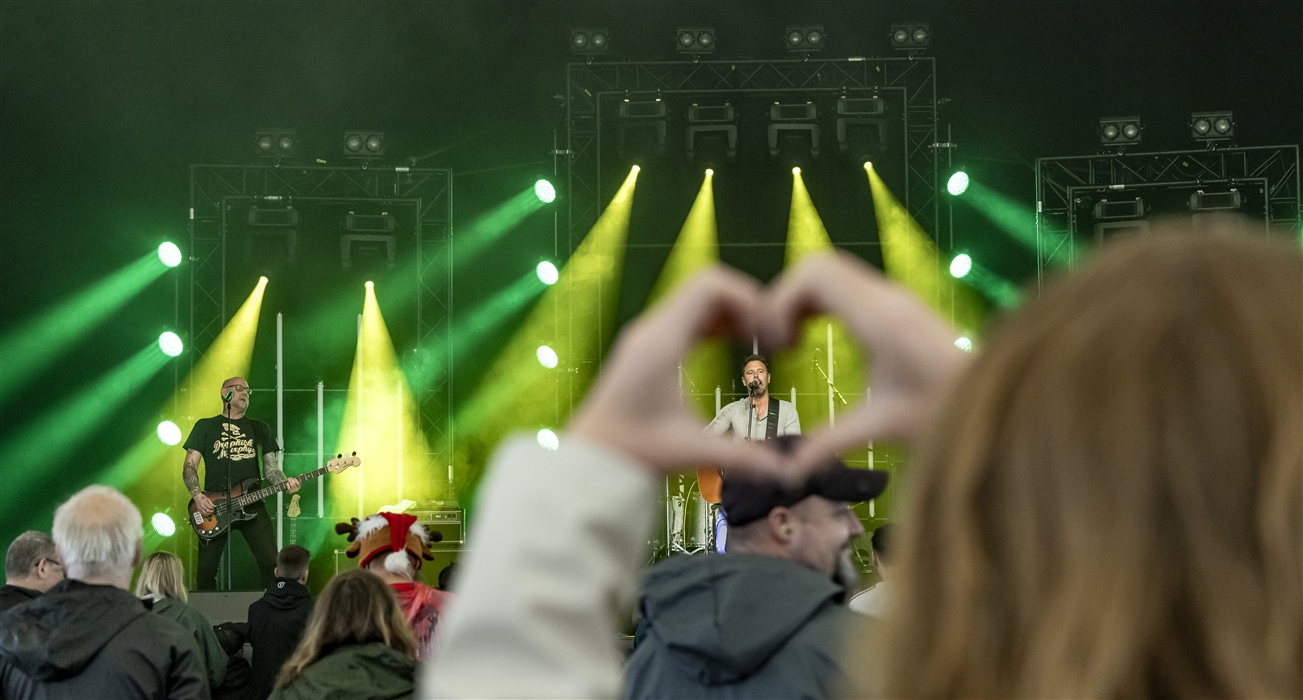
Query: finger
[[655, 424, 789, 481], [634, 266, 765, 358]]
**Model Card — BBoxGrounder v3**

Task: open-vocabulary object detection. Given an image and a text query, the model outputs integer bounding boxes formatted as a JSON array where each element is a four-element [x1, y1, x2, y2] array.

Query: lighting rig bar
[[188, 163, 455, 461], [1034, 144, 1300, 285]]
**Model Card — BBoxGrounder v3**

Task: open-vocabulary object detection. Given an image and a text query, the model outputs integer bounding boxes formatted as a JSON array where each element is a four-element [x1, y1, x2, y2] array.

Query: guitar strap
[[766, 401, 780, 439]]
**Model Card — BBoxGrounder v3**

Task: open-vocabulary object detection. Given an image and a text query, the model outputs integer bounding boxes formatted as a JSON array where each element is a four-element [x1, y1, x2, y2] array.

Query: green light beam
[[407, 271, 547, 391], [0, 343, 171, 529], [959, 261, 1023, 309], [454, 188, 548, 267], [0, 252, 168, 404]]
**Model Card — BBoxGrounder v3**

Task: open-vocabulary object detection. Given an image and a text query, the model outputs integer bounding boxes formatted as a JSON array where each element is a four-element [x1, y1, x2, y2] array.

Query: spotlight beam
[[333, 282, 437, 519], [646, 170, 728, 418], [775, 169, 865, 431], [0, 342, 171, 531], [407, 270, 548, 392], [447, 166, 640, 493], [0, 251, 170, 405], [452, 187, 550, 268], [865, 164, 986, 333]]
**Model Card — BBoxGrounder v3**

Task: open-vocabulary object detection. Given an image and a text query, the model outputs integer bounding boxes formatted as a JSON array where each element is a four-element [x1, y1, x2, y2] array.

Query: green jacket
[[150, 596, 228, 688], [269, 642, 415, 700]]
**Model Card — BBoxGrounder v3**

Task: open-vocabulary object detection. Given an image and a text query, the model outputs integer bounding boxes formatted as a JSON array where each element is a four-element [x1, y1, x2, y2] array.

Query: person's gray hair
[[52, 485, 142, 581], [4, 531, 56, 579]]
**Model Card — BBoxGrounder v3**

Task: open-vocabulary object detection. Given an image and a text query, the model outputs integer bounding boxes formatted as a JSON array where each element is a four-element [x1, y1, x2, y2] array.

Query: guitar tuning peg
[[336, 453, 342, 459], [351, 451, 357, 456]]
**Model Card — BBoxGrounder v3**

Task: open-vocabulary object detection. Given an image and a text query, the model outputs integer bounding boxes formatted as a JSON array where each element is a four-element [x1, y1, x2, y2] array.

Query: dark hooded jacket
[[624, 553, 852, 700], [267, 642, 414, 700], [247, 577, 312, 700], [0, 584, 42, 613], [0, 579, 209, 699]]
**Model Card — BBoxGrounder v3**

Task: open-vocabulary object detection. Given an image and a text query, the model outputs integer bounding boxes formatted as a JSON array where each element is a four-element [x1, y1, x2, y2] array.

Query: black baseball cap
[[721, 435, 889, 527]]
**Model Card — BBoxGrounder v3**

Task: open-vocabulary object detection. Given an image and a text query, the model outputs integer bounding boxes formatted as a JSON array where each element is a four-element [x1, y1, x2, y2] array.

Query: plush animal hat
[[335, 512, 439, 574]]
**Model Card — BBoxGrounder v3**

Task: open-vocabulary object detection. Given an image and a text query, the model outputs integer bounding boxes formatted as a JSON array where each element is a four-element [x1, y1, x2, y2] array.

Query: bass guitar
[[188, 453, 361, 540]]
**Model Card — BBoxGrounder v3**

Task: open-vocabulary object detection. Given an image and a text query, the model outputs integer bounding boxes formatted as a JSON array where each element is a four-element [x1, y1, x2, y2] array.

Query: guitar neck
[[235, 465, 329, 507]]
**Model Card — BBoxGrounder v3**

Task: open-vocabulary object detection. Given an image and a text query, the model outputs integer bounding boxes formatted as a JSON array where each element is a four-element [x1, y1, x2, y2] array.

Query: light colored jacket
[[423, 436, 655, 698]]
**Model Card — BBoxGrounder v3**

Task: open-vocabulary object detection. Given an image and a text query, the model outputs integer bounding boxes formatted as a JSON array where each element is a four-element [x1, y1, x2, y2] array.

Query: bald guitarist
[[183, 376, 299, 590]]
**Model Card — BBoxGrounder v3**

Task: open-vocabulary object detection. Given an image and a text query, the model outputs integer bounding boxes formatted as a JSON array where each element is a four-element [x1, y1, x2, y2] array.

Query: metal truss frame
[[563, 56, 939, 388], [187, 164, 454, 468], [1035, 145, 1300, 285]]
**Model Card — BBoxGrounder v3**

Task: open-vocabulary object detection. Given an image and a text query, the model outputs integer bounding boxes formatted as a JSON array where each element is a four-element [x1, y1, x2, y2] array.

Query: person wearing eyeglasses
[[183, 377, 300, 590], [1, 531, 64, 612]]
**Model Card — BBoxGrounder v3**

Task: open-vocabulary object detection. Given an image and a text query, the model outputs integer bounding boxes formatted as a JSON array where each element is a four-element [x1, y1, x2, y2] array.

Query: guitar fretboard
[[233, 465, 331, 508]]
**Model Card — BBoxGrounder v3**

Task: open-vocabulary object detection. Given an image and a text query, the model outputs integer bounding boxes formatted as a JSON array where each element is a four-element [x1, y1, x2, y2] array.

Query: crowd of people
[[1, 218, 1300, 699]]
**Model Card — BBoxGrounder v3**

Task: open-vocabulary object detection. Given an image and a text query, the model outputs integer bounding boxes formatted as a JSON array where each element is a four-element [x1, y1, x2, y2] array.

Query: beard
[[834, 548, 860, 593]]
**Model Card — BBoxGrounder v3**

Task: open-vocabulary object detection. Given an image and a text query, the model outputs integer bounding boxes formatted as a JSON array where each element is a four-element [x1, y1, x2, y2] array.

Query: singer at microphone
[[706, 353, 801, 441]]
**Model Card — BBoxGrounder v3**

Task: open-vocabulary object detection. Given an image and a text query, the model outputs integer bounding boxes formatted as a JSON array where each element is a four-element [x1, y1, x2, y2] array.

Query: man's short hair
[[52, 485, 142, 581], [742, 353, 769, 372], [871, 524, 893, 560], [277, 545, 311, 580], [5, 531, 56, 580]]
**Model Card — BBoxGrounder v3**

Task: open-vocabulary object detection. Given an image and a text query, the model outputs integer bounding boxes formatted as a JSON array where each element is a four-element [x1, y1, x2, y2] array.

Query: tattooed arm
[[183, 450, 203, 496], [264, 451, 301, 493], [185, 450, 216, 515], [264, 450, 286, 484]]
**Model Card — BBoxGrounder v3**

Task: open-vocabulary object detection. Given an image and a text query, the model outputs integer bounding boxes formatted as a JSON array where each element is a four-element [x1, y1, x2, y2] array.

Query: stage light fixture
[[676, 26, 716, 54], [537, 429, 560, 451], [254, 128, 297, 158], [570, 28, 610, 54], [1190, 111, 1234, 144], [949, 254, 972, 279], [344, 130, 385, 158], [1099, 116, 1143, 147], [150, 512, 176, 537], [157, 242, 182, 268], [836, 96, 886, 163], [685, 102, 737, 166], [536, 345, 558, 369], [534, 179, 556, 203], [947, 171, 970, 196], [769, 102, 819, 161], [785, 26, 826, 52], [247, 206, 300, 228], [890, 22, 930, 50], [1189, 189, 1242, 212], [536, 261, 559, 286], [954, 337, 973, 352], [619, 98, 669, 164], [1093, 198, 1145, 220], [158, 331, 183, 357], [156, 420, 182, 446]]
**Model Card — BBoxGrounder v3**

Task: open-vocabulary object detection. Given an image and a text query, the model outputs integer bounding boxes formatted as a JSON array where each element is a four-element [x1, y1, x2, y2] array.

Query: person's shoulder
[[132, 606, 197, 643]]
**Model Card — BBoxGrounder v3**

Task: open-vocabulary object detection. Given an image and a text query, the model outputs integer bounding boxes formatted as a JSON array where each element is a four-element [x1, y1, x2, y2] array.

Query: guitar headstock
[[286, 494, 301, 518], [327, 452, 362, 473]]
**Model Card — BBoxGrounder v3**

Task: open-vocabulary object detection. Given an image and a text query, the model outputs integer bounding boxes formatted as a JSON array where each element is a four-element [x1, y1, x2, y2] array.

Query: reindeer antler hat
[[335, 512, 439, 572]]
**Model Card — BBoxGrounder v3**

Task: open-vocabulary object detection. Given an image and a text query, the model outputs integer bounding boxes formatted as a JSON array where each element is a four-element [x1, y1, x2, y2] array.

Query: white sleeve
[[784, 402, 801, 436], [422, 435, 656, 699]]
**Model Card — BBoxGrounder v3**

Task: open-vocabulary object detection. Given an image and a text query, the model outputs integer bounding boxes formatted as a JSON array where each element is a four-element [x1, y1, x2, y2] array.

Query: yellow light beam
[[647, 171, 728, 419], [866, 164, 986, 336], [119, 277, 269, 519], [331, 282, 439, 519], [447, 165, 640, 492], [775, 170, 865, 432]]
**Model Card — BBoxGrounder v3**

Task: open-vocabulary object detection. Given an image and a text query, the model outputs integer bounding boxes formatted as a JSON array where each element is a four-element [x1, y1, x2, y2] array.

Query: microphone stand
[[222, 393, 233, 590]]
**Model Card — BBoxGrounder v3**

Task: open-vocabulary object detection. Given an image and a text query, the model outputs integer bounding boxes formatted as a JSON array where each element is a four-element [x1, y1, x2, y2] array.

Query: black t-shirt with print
[[184, 414, 281, 492]]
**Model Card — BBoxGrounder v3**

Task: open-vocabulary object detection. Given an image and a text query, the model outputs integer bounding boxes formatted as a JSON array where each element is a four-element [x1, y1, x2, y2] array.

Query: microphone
[[223, 391, 234, 402], [747, 379, 761, 397]]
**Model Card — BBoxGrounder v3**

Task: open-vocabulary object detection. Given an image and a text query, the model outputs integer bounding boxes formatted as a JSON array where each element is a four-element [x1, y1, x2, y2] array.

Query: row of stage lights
[[1097, 111, 1237, 149], [570, 22, 933, 57]]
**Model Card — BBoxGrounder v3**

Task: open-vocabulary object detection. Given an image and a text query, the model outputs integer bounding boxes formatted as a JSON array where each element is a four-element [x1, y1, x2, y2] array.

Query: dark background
[[2, 1, 1300, 544]]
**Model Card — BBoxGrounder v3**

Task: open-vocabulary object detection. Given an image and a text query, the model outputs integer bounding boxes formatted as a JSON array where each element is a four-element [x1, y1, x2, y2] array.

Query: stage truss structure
[[1035, 145, 1301, 285], [187, 163, 454, 473], [563, 56, 940, 393]]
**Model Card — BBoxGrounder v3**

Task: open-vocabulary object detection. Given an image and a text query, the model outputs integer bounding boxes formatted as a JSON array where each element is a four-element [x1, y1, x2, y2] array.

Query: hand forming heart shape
[[568, 251, 971, 481]]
